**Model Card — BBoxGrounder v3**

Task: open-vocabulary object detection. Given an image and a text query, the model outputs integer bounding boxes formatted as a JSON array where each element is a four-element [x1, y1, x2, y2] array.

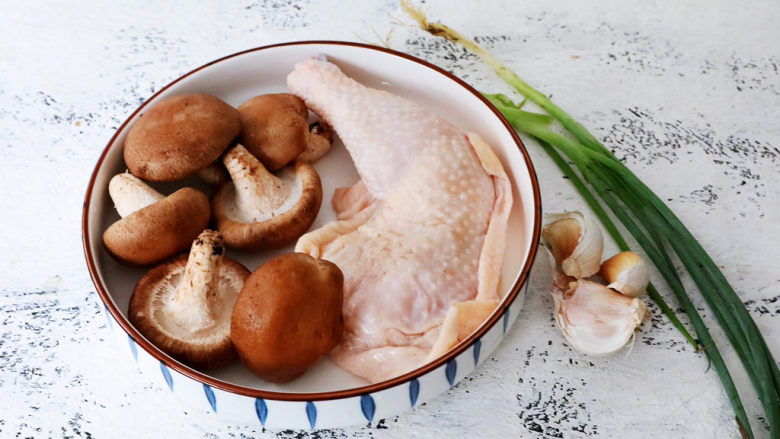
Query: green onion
[[503, 107, 699, 348], [402, 2, 780, 437], [529, 134, 699, 349], [491, 98, 751, 436]]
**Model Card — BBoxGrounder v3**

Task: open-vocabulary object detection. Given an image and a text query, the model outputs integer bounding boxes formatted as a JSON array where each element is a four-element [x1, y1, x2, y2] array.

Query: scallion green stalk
[[488, 98, 752, 436], [532, 136, 698, 349]]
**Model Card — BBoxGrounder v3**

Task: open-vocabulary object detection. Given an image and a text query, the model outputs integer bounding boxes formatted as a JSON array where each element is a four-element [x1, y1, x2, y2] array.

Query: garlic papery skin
[[552, 279, 647, 356], [601, 251, 649, 298], [542, 211, 604, 278]]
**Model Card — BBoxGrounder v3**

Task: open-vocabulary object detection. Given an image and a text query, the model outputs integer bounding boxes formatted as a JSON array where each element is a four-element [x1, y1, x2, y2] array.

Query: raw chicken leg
[[288, 59, 512, 383]]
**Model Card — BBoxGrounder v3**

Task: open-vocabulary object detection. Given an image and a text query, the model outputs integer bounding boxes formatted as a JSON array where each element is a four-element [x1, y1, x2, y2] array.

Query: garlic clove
[[542, 245, 578, 292], [600, 251, 649, 298], [551, 279, 647, 356], [542, 211, 604, 278]]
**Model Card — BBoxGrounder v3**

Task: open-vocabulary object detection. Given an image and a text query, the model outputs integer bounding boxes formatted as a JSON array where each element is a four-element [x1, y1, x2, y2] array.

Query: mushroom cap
[[129, 254, 250, 369], [211, 161, 323, 250], [103, 187, 210, 265], [238, 94, 309, 171], [231, 253, 344, 382], [124, 94, 240, 181]]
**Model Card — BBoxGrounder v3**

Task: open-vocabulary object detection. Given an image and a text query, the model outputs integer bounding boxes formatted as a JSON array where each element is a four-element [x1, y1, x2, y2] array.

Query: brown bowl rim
[[81, 40, 542, 402]]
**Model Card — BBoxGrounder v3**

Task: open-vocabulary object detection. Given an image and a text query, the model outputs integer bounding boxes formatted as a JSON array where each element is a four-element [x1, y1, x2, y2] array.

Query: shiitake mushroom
[[115, 90, 342, 380], [238, 93, 333, 170], [123, 93, 240, 182], [230, 253, 343, 383], [103, 173, 210, 266], [211, 144, 323, 250], [129, 230, 249, 368]]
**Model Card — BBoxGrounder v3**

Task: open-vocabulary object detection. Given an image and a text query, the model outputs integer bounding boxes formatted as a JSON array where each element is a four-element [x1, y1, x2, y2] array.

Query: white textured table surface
[[1, 1, 779, 437]]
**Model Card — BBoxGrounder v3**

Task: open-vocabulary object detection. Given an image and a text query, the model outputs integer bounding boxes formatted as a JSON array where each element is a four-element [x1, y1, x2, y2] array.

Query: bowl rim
[[81, 40, 542, 402]]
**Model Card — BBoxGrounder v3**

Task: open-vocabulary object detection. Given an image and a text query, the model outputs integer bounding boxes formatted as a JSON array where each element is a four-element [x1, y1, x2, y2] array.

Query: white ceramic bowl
[[82, 41, 541, 429]]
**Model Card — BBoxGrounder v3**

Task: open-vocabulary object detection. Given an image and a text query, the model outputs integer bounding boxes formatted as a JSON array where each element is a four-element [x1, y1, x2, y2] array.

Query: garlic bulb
[[551, 279, 647, 356], [600, 251, 649, 298], [542, 211, 603, 278]]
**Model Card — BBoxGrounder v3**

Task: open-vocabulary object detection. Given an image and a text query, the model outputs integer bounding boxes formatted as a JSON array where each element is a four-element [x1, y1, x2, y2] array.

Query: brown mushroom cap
[[231, 253, 343, 383], [211, 146, 323, 250], [238, 93, 310, 170], [129, 231, 250, 369], [124, 94, 240, 181], [103, 187, 210, 265]]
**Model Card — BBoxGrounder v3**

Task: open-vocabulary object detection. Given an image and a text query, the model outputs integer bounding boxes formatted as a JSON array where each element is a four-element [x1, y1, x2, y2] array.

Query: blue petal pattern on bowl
[[159, 362, 173, 391], [502, 308, 510, 334], [409, 378, 420, 407], [445, 359, 457, 387], [306, 401, 317, 429], [255, 398, 268, 427], [127, 335, 137, 362], [360, 394, 375, 422], [203, 384, 217, 413], [473, 339, 482, 366]]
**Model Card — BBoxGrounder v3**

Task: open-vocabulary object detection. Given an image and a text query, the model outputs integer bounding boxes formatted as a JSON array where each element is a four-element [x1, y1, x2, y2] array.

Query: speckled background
[[1, 0, 778, 437]]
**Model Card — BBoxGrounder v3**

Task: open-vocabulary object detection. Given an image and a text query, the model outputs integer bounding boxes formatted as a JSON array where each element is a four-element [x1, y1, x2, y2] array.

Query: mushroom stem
[[108, 173, 164, 218], [197, 162, 230, 187], [299, 121, 334, 163], [167, 230, 224, 329], [223, 144, 289, 216]]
